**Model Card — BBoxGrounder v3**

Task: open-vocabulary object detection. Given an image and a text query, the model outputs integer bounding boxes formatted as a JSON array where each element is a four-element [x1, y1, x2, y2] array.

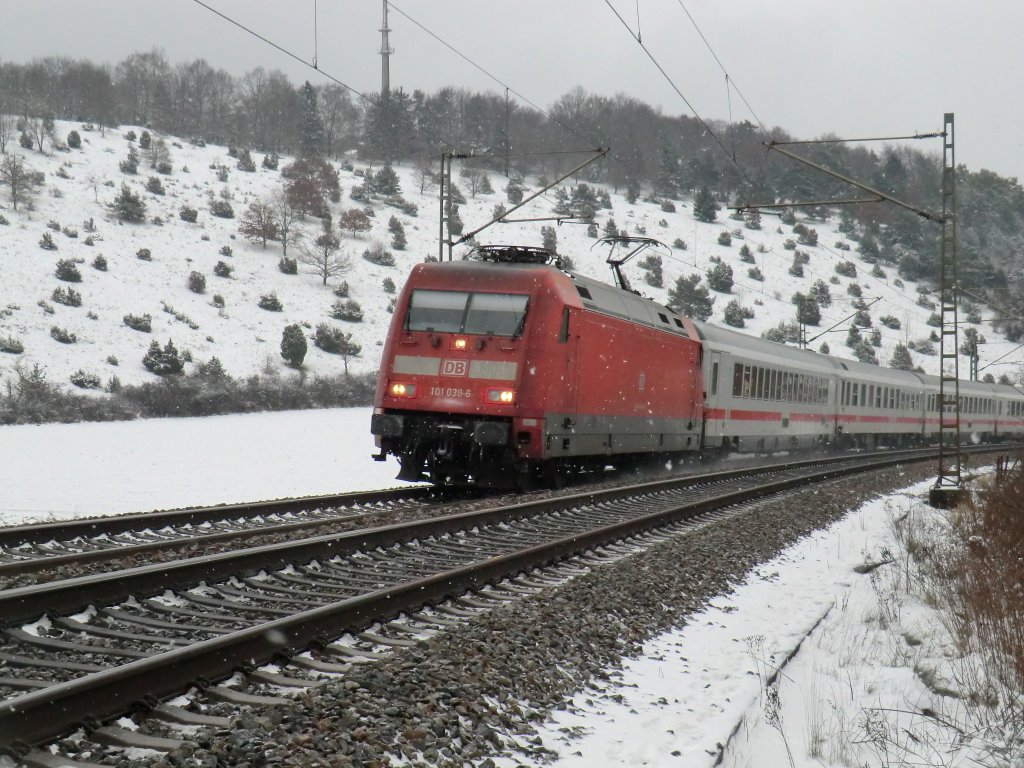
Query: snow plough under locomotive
[[371, 244, 1024, 488]]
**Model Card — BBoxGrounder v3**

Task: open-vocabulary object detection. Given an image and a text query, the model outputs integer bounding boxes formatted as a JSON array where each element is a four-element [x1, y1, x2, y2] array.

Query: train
[[370, 244, 1024, 489]]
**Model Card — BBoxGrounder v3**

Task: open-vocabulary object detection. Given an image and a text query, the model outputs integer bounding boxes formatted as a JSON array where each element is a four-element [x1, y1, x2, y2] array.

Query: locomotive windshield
[[406, 289, 528, 337]]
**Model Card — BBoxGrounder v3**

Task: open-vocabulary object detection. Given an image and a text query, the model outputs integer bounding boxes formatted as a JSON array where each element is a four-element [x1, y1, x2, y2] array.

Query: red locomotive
[[371, 245, 704, 488]]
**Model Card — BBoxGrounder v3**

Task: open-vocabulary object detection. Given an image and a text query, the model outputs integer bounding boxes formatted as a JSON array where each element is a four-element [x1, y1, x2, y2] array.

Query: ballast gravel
[[99, 461, 940, 768]]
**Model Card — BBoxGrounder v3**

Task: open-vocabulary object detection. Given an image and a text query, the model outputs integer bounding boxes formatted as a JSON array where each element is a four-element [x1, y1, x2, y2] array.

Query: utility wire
[[673, 0, 768, 133], [602, 0, 753, 188]]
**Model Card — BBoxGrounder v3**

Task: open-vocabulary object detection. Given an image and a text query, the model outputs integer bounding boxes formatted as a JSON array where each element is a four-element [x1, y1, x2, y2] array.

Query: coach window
[[710, 361, 719, 397], [773, 370, 781, 400], [743, 365, 753, 398], [733, 363, 743, 397]]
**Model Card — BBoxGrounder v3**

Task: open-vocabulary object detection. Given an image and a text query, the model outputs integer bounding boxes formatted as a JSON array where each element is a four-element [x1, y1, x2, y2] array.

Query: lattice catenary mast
[[379, 0, 393, 98]]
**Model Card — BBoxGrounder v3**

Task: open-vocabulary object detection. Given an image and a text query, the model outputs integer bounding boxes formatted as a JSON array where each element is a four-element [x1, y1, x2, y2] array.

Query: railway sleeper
[[91, 725, 184, 752]]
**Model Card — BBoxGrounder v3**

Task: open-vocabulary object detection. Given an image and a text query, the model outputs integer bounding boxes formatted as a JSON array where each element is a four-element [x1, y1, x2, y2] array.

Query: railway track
[[0, 446, 1002, 762], [0, 445, 987, 583]]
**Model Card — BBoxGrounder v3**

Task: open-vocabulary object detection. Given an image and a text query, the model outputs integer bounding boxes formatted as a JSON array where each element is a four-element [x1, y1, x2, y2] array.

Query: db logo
[[441, 359, 469, 377]]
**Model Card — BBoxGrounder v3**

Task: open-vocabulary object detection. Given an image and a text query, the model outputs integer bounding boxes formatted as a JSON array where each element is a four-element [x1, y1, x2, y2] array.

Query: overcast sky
[[3, 1, 1022, 181]]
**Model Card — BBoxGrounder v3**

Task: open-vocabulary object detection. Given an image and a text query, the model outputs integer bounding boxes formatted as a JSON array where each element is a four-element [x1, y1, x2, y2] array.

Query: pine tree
[[693, 187, 718, 223], [667, 274, 715, 321], [541, 225, 557, 254], [374, 164, 402, 196], [707, 263, 734, 293], [298, 81, 325, 157], [792, 293, 821, 325], [110, 183, 147, 222]]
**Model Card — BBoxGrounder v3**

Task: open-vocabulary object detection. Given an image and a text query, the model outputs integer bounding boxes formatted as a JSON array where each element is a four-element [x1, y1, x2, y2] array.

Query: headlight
[[486, 388, 515, 404], [389, 381, 417, 398]]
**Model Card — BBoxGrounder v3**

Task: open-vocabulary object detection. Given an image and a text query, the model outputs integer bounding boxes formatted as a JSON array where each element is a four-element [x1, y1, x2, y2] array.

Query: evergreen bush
[[707, 263, 734, 293], [110, 183, 147, 222], [146, 176, 165, 195], [0, 336, 25, 354], [278, 257, 298, 274], [258, 293, 283, 311], [52, 286, 82, 307], [55, 259, 82, 282], [39, 232, 57, 250], [210, 199, 234, 219], [50, 326, 77, 344], [142, 340, 184, 375], [70, 370, 102, 389], [92, 254, 107, 271], [280, 324, 307, 368], [66, 130, 81, 149], [179, 206, 198, 223], [187, 272, 206, 294], [362, 242, 396, 267], [137, 248, 152, 261], [330, 299, 364, 322], [213, 261, 232, 278], [123, 313, 152, 332]]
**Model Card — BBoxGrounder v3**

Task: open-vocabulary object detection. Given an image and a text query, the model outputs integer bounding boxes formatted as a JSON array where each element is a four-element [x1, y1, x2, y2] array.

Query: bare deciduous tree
[[0, 153, 41, 210], [0, 112, 16, 155], [271, 189, 301, 256], [299, 233, 350, 286], [238, 197, 279, 248], [414, 157, 438, 194]]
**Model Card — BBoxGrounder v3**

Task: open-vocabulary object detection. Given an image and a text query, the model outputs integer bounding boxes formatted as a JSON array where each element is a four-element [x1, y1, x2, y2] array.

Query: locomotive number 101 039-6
[[430, 386, 472, 399]]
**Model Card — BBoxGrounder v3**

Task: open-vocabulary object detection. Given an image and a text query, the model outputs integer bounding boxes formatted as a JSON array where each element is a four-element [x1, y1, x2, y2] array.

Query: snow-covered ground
[[0, 406, 408, 524], [504, 475, 1005, 768], [1, 119, 1017, 399]]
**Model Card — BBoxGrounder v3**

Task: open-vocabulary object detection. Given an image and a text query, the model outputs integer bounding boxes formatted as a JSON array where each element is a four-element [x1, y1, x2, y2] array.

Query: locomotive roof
[[411, 260, 695, 339]]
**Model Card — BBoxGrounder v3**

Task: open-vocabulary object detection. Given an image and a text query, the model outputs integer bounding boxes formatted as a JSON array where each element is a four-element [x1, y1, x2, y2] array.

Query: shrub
[[39, 232, 58, 251], [214, 261, 233, 278], [139, 131, 151, 150], [70, 370, 102, 389], [210, 199, 234, 219], [717, 231, 732, 246], [660, 200, 676, 213], [927, 312, 941, 327], [362, 242, 396, 267], [107, 355, 119, 366], [62, 226, 78, 239], [280, 324, 307, 368], [110, 183, 147, 222], [0, 214, 8, 225], [879, 314, 901, 330], [179, 206, 198, 223], [92, 254, 107, 271], [314, 323, 359, 356], [0, 336, 24, 354], [747, 266, 764, 281], [142, 339, 184, 375], [50, 326, 77, 344], [739, 244, 754, 263], [67, 130, 81, 149], [236, 149, 256, 172], [330, 299, 364, 322], [788, 256, 804, 277], [219, 245, 233, 257], [119, 146, 140, 174], [137, 248, 152, 261], [52, 286, 82, 307], [262, 153, 279, 170], [123, 313, 152, 332], [672, 238, 687, 250], [723, 299, 746, 328], [762, 322, 800, 343], [258, 293, 283, 311], [279, 257, 298, 275], [156, 161, 172, 176], [187, 271, 206, 294], [382, 277, 396, 294], [835, 260, 857, 278], [333, 281, 350, 298], [55, 259, 82, 282], [707, 263, 734, 293], [847, 282, 863, 297], [146, 176, 165, 195]]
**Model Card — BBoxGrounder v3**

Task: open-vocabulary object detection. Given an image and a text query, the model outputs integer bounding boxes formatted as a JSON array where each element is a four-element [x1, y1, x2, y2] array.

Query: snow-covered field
[[1, 119, 1017, 399], [0, 406, 407, 524]]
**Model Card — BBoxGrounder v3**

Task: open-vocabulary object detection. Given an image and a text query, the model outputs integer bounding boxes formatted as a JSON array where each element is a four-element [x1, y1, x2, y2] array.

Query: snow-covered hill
[[0, 120, 1015, 397]]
